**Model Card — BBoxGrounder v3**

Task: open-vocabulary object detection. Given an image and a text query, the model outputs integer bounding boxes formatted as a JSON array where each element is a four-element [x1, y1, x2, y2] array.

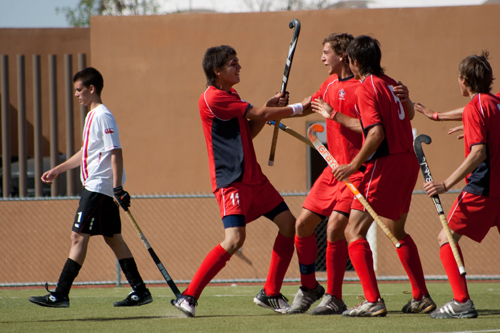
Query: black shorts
[[72, 188, 121, 237]]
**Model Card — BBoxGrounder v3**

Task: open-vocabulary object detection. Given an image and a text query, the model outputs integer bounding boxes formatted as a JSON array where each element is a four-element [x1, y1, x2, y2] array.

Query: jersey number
[[230, 192, 240, 206], [389, 85, 405, 120]]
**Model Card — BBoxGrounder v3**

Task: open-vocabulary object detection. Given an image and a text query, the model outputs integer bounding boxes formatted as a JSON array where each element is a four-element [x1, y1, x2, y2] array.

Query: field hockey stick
[[267, 120, 313, 148], [123, 209, 182, 297], [413, 134, 466, 275], [308, 124, 401, 248], [268, 18, 301, 166]]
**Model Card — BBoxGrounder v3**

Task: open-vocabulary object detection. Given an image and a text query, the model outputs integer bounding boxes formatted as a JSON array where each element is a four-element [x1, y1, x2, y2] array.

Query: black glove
[[113, 186, 131, 210]]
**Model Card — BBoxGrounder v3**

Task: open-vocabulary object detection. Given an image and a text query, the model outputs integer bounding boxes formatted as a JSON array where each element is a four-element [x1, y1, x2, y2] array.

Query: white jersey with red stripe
[[81, 104, 125, 197]]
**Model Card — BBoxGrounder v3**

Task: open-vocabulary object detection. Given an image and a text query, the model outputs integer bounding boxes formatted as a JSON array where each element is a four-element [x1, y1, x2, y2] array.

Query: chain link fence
[[1, 191, 499, 288]]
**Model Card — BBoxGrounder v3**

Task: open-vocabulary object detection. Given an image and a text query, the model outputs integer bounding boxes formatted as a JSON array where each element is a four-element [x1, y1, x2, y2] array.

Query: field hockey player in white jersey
[[29, 67, 152, 308]]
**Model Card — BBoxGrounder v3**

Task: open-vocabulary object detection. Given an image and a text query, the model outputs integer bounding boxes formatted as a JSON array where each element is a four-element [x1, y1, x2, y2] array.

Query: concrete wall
[[89, 5, 500, 195]]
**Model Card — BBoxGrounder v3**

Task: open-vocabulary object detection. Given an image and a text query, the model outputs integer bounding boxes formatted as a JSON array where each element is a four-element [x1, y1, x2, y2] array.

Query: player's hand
[[393, 81, 409, 102], [41, 169, 59, 185], [414, 102, 435, 120], [423, 181, 447, 196], [311, 97, 335, 119], [278, 91, 289, 107], [448, 125, 464, 139], [300, 95, 312, 110], [332, 163, 355, 182], [113, 186, 131, 210]]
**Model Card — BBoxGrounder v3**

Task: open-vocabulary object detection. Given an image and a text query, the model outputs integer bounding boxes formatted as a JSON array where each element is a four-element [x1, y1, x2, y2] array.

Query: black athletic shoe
[[113, 289, 153, 307], [29, 283, 69, 308], [253, 288, 290, 314]]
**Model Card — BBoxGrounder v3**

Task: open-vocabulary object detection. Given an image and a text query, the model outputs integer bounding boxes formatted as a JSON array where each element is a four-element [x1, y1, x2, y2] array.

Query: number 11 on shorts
[[230, 192, 240, 206]]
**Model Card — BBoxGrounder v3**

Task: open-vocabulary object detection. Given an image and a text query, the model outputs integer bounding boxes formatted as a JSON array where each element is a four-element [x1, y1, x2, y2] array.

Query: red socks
[[396, 235, 429, 300], [348, 239, 380, 302], [184, 244, 231, 299], [326, 240, 348, 299], [264, 233, 295, 296], [440, 242, 469, 302], [295, 234, 318, 290]]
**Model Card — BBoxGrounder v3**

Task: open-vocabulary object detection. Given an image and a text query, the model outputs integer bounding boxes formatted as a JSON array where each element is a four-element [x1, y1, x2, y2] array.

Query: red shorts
[[447, 191, 500, 242], [214, 178, 284, 223], [351, 152, 419, 221], [303, 166, 362, 216]]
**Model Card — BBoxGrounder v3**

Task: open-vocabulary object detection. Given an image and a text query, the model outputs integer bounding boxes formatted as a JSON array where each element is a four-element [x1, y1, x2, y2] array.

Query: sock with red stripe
[[326, 240, 348, 299], [184, 244, 231, 299], [440, 242, 469, 303], [264, 233, 295, 296], [396, 235, 428, 300], [348, 239, 380, 303], [295, 234, 318, 290]]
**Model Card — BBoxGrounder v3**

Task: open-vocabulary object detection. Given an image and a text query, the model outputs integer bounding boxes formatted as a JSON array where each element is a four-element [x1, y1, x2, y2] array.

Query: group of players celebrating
[[28, 29, 498, 321], [172, 33, 499, 319]]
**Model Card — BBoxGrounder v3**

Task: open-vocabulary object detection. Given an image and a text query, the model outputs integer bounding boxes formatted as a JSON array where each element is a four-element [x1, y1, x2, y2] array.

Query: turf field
[[1, 282, 500, 332]]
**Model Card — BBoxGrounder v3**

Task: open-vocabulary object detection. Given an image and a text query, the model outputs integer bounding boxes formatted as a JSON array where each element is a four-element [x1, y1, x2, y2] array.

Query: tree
[[56, 0, 160, 27]]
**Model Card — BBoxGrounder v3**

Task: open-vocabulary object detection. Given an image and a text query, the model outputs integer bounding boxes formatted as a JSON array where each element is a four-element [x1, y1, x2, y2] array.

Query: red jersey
[[462, 93, 500, 197], [199, 86, 267, 192], [355, 74, 414, 160], [312, 75, 362, 164]]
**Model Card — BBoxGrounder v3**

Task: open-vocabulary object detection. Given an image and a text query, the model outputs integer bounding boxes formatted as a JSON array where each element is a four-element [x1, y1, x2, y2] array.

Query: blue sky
[[0, 0, 485, 28]]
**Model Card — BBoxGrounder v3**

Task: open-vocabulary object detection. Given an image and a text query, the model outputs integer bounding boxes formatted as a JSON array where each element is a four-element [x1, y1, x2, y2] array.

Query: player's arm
[[332, 124, 385, 181], [414, 103, 464, 121], [424, 143, 486, 196], [111, 148, 131, 210], [41, 149, 82, 184], [311, 97, 362, 133], [246, 95, 311, 138]]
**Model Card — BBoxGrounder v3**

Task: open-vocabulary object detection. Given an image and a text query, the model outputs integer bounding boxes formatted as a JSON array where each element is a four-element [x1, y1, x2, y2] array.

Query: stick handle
[[268, 122, 280, 166], [124, 210, 182, 297], [413, 134, 466, 275], [268, 121, 313, 147]]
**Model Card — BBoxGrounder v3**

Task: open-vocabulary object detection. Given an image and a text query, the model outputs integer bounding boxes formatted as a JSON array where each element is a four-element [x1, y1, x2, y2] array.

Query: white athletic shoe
[[430, 299, 478, 319], [171, 294, 197, 317], [287, 284, 325, 314], [342, 298, 387, 317]]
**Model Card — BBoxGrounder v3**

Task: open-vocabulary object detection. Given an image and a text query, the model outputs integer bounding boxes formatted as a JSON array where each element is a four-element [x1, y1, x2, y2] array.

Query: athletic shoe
[[402, 294, 436, 314], [430, 299, 478, 319], [342, 298, 387, 317], [287, 284, 325, 314], [253, 288, 290, 314], [113, 289, 153, 307], [171, 294, 198, 317], [311, 294, 347, 315], [29, 283, 69, 308]]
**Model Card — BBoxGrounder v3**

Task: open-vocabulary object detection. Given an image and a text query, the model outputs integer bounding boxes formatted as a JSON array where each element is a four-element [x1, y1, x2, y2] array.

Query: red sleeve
[[463, 98, 487, 151], [203, 88, 250, 121], [356, 79, 381, 128]]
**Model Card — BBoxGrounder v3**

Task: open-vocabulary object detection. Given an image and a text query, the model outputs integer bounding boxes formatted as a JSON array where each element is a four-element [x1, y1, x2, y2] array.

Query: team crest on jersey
[[338, 89, 346, 100], [104, 128, 114, 134]]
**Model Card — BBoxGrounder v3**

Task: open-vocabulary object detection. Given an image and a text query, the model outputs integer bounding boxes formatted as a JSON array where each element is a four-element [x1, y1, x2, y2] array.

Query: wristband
[[330, 110, 338, 120], [432, 112, 439, 121], [113, 186, 123, 194], [290, 103, 303, 116]]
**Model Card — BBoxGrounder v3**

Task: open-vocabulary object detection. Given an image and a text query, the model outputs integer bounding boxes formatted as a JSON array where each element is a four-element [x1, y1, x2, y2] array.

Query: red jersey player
[[287, 33, 363, 315], [287, 33, 420, 316], [332, 35, 434, 317], [424, 51, 500, 319], [171, 45, 311, 317]]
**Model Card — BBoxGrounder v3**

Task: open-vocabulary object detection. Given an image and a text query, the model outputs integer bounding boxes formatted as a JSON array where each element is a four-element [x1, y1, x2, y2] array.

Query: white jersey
[[80, 104, 125, 197]]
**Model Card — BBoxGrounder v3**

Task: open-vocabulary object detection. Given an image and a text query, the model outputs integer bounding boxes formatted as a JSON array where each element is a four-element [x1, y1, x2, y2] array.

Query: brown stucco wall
[[89, 5, 500, 195]]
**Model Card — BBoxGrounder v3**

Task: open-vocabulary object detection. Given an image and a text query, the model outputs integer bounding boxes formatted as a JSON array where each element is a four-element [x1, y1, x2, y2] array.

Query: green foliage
[[56, 0, 160, 27], [1, 283, 500, 332]]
